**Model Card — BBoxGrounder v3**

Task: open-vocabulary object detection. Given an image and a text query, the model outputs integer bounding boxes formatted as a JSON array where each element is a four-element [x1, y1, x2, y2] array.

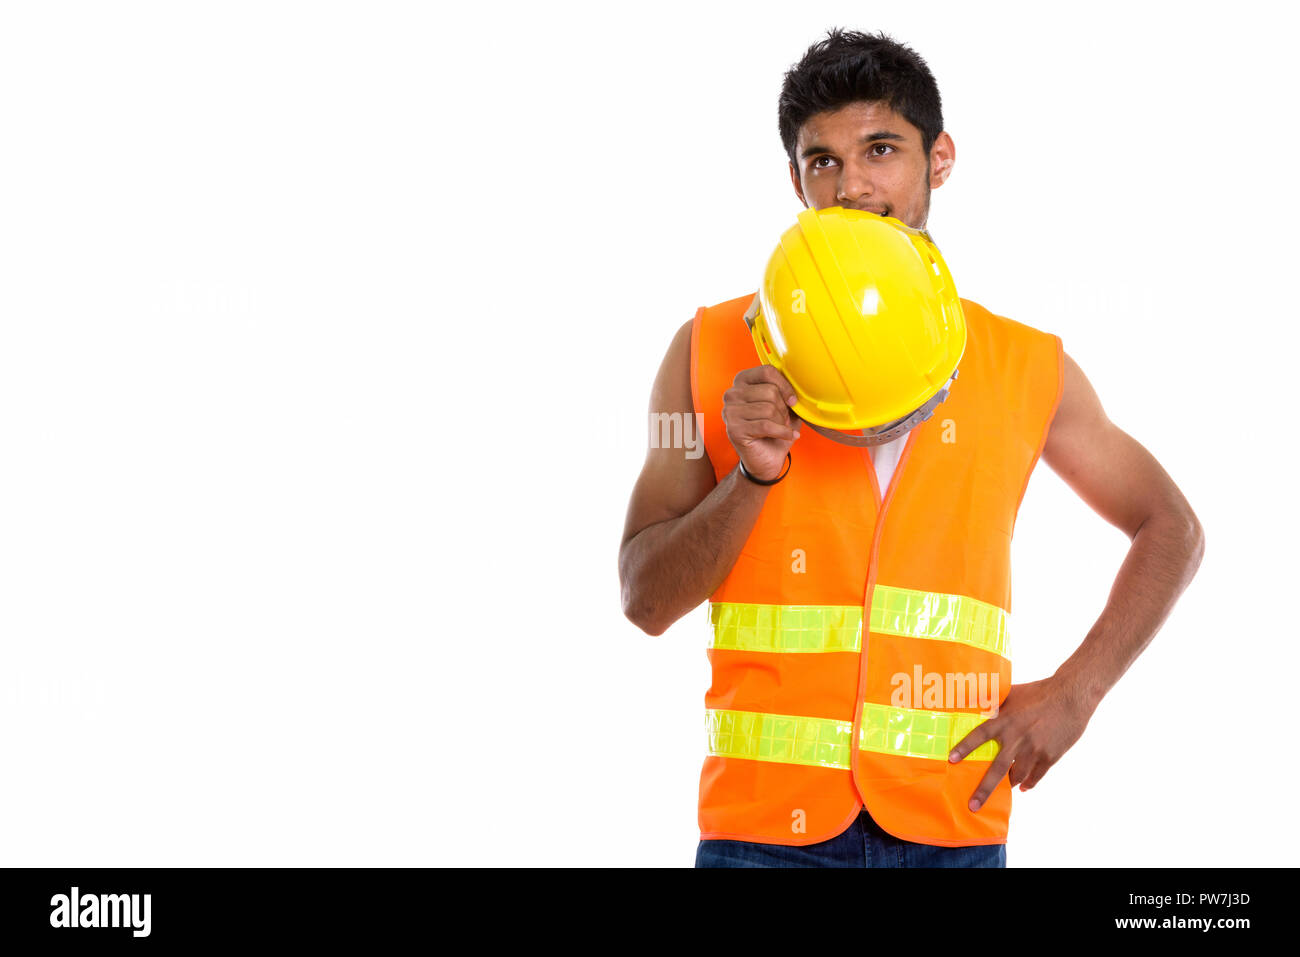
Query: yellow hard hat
[[745, 206, 967, 446]]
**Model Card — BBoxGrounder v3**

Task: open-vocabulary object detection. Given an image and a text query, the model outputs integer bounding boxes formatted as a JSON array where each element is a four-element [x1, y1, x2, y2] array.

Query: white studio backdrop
[[0, 0, 1294, 866]]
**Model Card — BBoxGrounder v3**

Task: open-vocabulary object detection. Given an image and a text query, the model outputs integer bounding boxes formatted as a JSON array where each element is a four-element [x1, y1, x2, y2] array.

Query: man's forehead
[[796, 101, 918, 148]]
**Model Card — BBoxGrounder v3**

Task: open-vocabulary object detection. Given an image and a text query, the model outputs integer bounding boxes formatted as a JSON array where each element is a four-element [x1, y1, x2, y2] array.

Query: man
[[618, 28, 1204, 868]]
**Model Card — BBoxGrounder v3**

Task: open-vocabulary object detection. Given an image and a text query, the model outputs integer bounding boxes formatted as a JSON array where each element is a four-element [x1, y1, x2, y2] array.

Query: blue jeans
[[695, 806, 1006, 868]]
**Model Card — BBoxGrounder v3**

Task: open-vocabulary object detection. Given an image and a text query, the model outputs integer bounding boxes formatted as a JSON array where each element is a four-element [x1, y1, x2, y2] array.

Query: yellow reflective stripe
[[705, 705, 999, 768], [706, 709, 854, 770], [708, 603, 861, 653], [869, 585, 1010, 658], [708, 589, 1009, 657], [859, 702, 1000, 761]]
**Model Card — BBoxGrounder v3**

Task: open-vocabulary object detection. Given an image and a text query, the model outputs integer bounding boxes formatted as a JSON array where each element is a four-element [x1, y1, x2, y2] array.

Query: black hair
[[778, 28, 944, 173]]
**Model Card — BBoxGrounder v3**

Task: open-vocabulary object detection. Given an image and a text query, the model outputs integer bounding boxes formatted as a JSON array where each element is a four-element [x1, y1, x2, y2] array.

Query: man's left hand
[[947, 675, 1096, 812]]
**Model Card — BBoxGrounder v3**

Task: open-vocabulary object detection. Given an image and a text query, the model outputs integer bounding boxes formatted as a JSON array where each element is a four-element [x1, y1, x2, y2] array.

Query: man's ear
[[929, 132, 956, 189], [789, 162, 808, 207]]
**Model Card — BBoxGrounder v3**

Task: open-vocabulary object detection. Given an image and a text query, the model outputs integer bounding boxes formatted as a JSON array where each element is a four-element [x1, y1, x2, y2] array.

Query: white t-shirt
[[867, 432, 907, 494]]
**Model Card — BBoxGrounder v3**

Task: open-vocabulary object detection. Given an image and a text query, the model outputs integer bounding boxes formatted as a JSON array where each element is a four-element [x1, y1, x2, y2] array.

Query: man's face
[[789, 100, 955, 230]]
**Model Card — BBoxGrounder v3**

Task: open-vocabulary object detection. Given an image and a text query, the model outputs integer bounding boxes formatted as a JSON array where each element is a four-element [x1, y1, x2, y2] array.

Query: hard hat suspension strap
[[801, 368, 960, 447]]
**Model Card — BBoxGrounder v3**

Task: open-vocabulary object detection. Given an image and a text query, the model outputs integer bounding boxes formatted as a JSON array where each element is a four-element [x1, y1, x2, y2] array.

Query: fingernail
[[969, 799, 980, 811], [787, 395, 798, 406], [948, 752, 958, 762]]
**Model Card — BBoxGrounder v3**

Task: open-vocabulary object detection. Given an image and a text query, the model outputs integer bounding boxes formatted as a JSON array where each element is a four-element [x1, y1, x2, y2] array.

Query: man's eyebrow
[[799, 130, 906, 159]]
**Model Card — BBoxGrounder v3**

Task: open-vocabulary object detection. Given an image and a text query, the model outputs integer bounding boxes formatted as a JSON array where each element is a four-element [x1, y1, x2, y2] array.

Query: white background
[[1, 0, 1295, 867]]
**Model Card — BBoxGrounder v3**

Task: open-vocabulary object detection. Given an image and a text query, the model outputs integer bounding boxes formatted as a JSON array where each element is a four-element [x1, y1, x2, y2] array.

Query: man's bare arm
[[951, 349, 1207, 807], [619, 318, 801, 636], [1038, 350, 1207, 710]]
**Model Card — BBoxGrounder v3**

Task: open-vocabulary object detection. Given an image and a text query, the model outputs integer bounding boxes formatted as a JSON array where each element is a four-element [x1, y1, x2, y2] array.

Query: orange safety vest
[[689, 292, 1063, 847]]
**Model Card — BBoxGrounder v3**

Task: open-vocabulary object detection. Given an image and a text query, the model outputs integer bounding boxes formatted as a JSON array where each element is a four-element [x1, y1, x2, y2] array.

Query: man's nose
[[836, 161, 874, 205]]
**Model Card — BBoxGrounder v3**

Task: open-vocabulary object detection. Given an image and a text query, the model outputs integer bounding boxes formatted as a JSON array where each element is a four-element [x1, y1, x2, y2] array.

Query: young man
[[618, 28, 1204, 868]]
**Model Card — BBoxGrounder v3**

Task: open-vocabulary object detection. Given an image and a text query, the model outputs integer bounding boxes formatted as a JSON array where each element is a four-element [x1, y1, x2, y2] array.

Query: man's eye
[[871, 144, 895, 156], [811, 156, 835, 169]]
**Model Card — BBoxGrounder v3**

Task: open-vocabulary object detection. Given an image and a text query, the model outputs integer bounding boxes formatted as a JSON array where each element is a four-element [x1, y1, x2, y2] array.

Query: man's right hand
[[722, 365, 803, 481]]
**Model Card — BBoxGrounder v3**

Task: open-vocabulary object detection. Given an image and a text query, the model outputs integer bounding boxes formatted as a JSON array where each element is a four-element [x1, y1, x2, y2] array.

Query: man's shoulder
[[695, 293, 1058, 352], [960, 297, 1056, 341], [693, 292, 759, 348]]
